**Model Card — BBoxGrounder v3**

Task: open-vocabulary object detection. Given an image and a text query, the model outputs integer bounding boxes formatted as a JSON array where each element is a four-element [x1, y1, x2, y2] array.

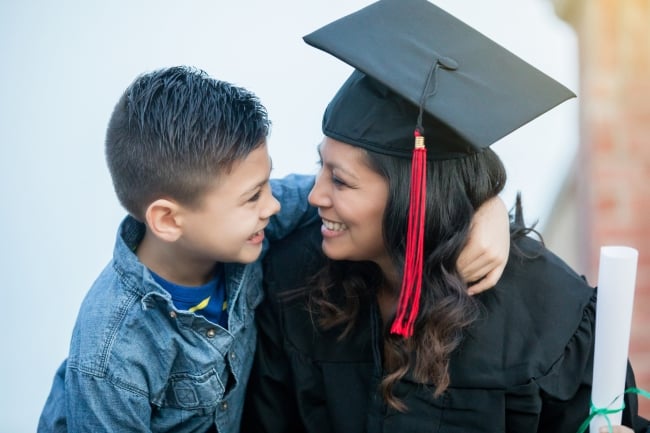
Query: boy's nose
[[265, 194, 281, 218]]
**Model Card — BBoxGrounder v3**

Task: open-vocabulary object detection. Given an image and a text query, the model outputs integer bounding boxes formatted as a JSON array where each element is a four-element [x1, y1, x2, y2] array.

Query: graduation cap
[[304, 0, 575, 338], [304, 0, 575, 160]]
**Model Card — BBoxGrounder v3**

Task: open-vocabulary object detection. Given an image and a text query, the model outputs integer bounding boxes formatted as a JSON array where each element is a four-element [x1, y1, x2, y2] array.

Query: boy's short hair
[[105, 66, 271, 221]]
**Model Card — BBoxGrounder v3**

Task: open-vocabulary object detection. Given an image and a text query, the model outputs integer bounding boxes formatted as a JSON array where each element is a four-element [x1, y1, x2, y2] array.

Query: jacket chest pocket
[[163, 369, 224, 409], [148, 370, 226, 431]]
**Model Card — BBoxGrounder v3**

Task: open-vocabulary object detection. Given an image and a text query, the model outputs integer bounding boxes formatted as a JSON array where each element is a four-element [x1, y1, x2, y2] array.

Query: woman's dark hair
[[308, 147, 507, 410]]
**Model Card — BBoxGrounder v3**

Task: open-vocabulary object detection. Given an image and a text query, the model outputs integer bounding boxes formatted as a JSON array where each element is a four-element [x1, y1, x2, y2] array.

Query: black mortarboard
[[304, 0, 575, 160], [303, 0, 575, 338]]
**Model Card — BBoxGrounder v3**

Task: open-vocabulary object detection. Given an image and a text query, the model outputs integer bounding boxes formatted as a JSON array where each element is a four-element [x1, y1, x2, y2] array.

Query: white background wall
[[0, 1, 577, 430]]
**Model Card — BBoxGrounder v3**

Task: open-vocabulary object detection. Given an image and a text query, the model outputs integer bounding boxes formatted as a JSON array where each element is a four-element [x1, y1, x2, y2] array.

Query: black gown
[[242, 222, 649, 433]]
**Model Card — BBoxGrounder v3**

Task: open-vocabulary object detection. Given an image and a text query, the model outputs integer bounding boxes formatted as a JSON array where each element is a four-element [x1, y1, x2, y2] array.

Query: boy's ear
[[144, 199, 183, 242]]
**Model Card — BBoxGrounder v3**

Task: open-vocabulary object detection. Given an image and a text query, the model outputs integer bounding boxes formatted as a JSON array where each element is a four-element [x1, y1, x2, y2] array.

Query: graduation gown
[[242, 222, 649, 433]]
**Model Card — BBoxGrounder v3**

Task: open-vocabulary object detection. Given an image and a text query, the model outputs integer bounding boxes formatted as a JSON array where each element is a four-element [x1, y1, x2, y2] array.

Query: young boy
[[38, 66, 509, 432], [37, 66, 316, 432]]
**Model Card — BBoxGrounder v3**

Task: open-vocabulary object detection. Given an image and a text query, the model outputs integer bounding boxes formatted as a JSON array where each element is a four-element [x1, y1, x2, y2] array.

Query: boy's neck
[[136, 229, 218, 287]]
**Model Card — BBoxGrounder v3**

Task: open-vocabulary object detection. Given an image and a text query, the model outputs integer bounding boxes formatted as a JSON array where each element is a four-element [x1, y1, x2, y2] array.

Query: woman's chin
[[321, 241, 348, 261]]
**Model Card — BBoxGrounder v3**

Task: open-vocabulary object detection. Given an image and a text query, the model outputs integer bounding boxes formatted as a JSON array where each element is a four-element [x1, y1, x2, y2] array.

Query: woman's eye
[[331, 176, 346, 187]]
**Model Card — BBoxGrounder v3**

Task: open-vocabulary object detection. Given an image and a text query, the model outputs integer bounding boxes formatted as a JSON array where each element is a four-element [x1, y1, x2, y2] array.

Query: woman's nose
[[308, 173, 330, 208]]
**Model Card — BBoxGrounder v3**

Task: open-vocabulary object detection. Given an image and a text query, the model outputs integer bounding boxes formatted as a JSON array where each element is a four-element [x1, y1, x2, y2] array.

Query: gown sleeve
[[533, 292, 650, 433]]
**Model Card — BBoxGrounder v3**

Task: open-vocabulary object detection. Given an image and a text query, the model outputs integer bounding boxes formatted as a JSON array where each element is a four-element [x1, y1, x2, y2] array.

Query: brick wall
[[555, 0, 650, 416]]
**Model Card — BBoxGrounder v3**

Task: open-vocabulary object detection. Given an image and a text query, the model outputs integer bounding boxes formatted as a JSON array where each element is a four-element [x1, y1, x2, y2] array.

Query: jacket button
[[206, 328, 216, 338], [169, 311, 177, 319], [221, 402, 228, 411]]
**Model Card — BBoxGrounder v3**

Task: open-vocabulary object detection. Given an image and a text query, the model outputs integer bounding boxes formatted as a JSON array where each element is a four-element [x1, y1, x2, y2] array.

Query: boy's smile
[[247, 229, 266, 245], [177, 142, 280, 266], [135, 142, 279, 287]]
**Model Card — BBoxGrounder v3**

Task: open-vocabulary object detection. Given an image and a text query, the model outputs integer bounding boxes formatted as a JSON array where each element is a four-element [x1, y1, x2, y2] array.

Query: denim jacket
[[38, 174, 316, 433]]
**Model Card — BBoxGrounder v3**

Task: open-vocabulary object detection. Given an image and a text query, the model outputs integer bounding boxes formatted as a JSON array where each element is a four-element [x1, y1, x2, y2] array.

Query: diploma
[[590, 246, 638, 433]]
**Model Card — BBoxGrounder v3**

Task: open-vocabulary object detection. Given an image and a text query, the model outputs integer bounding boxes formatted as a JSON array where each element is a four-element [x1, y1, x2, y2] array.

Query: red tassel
[[390, 131, 426, 338]]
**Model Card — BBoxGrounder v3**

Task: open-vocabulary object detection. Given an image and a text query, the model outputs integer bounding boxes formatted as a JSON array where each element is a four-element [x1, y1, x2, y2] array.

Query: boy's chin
[[234, 245, 264, 264]]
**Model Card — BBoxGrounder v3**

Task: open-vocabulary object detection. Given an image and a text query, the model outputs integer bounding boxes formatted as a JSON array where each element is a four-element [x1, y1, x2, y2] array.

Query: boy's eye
[[249, 190, 262, 202]]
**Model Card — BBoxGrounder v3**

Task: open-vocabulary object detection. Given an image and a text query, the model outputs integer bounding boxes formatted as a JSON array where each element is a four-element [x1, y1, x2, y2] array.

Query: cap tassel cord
[[391, 131, 427, 338]]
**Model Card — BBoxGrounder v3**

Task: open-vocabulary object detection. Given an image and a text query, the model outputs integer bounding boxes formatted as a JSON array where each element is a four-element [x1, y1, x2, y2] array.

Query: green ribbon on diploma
[[576, 387, 650, 433]]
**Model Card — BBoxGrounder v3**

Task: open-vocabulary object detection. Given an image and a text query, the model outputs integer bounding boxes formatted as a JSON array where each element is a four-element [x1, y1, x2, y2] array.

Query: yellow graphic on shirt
[[189, 296, 210, 313], [222, 301, 228, 311]]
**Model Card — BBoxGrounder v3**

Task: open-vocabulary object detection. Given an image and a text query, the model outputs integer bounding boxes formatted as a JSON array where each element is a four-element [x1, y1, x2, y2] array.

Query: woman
[[243, 0, 648, 431], [244, 141, 645, 433]]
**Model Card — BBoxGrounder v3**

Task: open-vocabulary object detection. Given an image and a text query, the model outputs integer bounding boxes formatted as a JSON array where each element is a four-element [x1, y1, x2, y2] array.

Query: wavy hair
[[308, 147, 506, 410]]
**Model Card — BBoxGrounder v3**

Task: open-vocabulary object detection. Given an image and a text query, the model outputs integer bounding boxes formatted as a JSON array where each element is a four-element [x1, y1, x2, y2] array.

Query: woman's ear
[[144, 199, 183, 242]]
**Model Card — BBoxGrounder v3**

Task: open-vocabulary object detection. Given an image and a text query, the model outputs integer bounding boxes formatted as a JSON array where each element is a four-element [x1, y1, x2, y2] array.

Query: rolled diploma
[[590, 246, 638, 433]]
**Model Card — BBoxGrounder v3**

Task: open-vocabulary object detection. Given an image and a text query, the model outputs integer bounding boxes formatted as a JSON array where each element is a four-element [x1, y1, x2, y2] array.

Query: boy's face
[[176, 142, 280, 264]]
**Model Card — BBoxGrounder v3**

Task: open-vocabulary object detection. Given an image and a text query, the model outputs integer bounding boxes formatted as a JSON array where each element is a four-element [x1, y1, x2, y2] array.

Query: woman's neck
[[375, 258, 401, 325]]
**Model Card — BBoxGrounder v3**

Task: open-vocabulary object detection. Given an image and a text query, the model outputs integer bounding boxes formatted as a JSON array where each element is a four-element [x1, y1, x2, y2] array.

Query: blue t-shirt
[[151, 265, 228, 328]]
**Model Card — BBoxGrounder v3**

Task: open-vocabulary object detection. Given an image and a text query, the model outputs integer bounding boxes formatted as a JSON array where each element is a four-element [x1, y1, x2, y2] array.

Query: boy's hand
[[457, 195, 510, 295]]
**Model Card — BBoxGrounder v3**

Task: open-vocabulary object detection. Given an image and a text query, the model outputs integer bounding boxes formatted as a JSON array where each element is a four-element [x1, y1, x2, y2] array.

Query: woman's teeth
[[323, 219, 348, 231]]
